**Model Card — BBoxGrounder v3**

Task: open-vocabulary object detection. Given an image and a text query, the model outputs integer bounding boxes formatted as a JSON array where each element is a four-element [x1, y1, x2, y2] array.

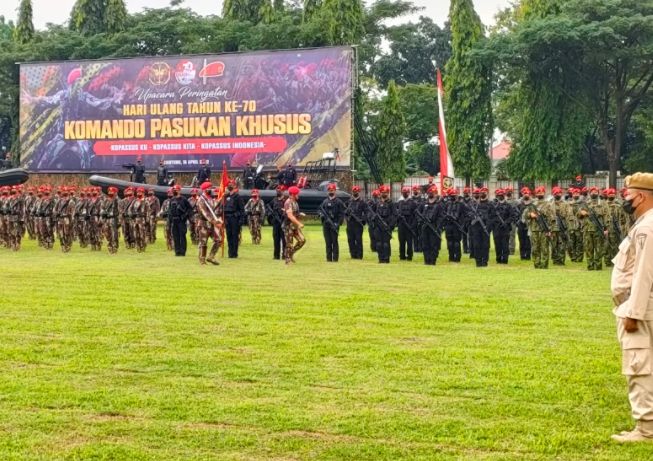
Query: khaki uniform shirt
[[612, 208, 653, 320]]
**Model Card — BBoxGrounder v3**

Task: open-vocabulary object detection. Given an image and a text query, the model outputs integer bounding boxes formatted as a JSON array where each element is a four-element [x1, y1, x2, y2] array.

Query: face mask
[[608, 197, 615, 202], [523, 196, 530, 201], [536, 195, 544, 200], [402, 193, 409, 198], [353, 192, 359, 198], [428, 193, 435, 199], [622, 195, 640, 215], [574, 196, 580, 201], [554, 196, 562, 201], [328, 192, 335, 197], [480, 194, 487, 200], [497, 197, 505, 202], [227, 186, 234, 192], [590, 194, 598, 199]]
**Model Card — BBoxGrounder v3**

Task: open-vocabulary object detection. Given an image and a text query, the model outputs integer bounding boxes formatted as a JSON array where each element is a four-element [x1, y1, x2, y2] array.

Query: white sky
[[0, 0, 511, 30]]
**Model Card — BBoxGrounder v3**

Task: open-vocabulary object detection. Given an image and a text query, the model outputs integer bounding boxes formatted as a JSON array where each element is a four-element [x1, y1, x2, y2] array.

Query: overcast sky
[[1, 0, 511, 30]]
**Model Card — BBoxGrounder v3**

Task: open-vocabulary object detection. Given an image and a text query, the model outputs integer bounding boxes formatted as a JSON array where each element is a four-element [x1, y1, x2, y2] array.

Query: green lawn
[[0, 224, 650, 460]]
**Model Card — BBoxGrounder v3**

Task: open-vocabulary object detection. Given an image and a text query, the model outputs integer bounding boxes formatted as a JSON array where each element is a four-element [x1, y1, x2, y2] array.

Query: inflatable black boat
[[0, 168, 29, 187], [88, 175, 350, 214]]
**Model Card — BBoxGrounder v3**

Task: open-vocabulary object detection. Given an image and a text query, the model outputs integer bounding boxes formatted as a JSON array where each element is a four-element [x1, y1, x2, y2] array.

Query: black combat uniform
[[493, 196, 517, 264], [517, 197, 533, 260], [371, 194, 396, 263], [396, 193, 417, 261], [223, 188, 244, 258], [467, 194, 497, 267], [197, 164, 211, 185], [319, 193, 345, 262], [443, 195, 465, 262], [156, 163, 169, 186], [345, 193, 368, 259], [133, 162, 146, 184], [169, 192, 191, 256], [420, 198, 443, 265], [268, 192, 286, 260]]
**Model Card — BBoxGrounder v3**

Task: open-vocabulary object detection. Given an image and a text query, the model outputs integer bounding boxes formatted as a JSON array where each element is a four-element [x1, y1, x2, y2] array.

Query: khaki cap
[[625, 172, 653, 191]]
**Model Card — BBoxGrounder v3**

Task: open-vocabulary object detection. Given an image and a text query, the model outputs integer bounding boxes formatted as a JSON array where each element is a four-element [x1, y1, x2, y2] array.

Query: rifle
[[369, 208, 393, 239], [345, 203, 365, 227], [555, 210, 569, 243], [318, 202, 340, 235], [398, 213, 417, 238], [580, 203, 606, 236], [415, 207, 440, 236], [266, 202, 283, 226], [469, 203, 490, 238], [612, 212, 622, 241], [526, 203, 551, 236], [444, 207, 468, 236]]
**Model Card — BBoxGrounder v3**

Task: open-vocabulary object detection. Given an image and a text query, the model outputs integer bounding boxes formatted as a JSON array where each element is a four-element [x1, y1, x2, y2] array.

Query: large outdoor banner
[[19, 47, 353, 172]]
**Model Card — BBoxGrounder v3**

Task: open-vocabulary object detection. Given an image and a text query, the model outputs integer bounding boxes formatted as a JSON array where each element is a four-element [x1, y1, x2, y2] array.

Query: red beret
[[137, 187, 145, 194], [428, 185, 438, 194], [590, 186, 599, 193], [251, 189, 259, 196], [288, 186, 300, 195], [495, 188, 504, 195], [552, 187, 562, 195], [352, 186, 361, 193], [481, 187, 488, 193], [200, 181, 212, 191], [535, 186, 546, 194], [372, 189, 380, 197], [412, 184, 421, 191], [463, 187, 471, 193], [327, 183, 337, 191], [174, 185, 182, 191]]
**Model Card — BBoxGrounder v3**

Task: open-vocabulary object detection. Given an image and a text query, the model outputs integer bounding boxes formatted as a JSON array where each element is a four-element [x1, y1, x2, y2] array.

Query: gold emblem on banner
[[149, 62, 171, 86], [443, 176, 454, 189]]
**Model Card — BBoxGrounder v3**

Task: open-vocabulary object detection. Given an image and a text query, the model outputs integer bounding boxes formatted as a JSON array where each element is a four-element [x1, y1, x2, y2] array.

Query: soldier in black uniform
[[268, 186, 287, 260], [397, 186, 417, 261], [318, 183, 345, 262], [156, 160, 169, 186], [133, 158, 146, 184], [196, 160, 211, 185], [371, 185, 396, 263], [223, 181, 244, 258], [493, 188, 516, 264], [411, 185, 424, 253], [345, 185, 368, 259], [467, 187, 496, 267], [368, 189, 380, 253], [461, 187, 472, 254], [517, 187, 533, 260], [420, 185, 444, 265], [169, 185, 192, 256], [242, 162, 256, 189], [443, 188, 465, 262]]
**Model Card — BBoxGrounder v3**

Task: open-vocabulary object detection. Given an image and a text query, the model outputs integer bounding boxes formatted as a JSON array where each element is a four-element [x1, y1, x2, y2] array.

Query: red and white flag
[[437, 68, 455, 190]]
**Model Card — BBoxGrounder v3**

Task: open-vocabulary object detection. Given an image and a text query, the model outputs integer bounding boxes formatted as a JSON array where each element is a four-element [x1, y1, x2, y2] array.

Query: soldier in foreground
[[318, 183, 345, 262], [101, 187, 120, 254], [345, 185, 367, 260], [371, 185, 396, 264], [610, 172, 653, 443], [196, 182, 222, 265], [578, 186, 609, 270], [523, 186, 554, 269], [283, 186, 305, 264], [244, 189, 265, 245], [268, 186, 286, 260]]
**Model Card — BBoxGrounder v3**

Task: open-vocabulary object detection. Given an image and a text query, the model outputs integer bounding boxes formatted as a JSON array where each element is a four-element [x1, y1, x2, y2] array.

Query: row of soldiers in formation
[[316, 183, 634, 269], [0, 181, 634, 269]]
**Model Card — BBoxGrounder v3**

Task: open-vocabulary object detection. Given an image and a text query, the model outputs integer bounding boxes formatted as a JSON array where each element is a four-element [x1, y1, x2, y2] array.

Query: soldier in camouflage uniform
[[23, 187, 36, 241], [130, 187, 149, 252], [120, 187, 135, 249], [54, 187, 75, 252], [604, 188, 626, 267], [87, 188, 104, 251], [577, 186, 610, 270], [283, 186, 306, 264], [505, 187, 518, 255], [159, 188, 174, 251], [188, 189, 199, 246], [146, 189, 160, 244], [522, 186, 555, 269], [101, 187, 120, 254], [0, 187, 10, 248], [7, 186, 25, 251], [244, 189, 265, 245], [196, 182, 223, 265], [550, 186, 574, 265], [567, 188, 584, 262], [74, 188, 89, 248]]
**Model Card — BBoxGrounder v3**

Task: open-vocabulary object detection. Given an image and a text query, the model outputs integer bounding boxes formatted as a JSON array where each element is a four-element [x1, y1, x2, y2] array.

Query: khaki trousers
[[617, 317, 653, 423]]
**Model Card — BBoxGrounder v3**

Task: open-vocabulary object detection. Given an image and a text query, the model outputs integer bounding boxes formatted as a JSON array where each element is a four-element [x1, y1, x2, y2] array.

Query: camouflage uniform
[[7, 189, 25, 251], [23, 190, 36, 240], [283, 195, 305, 263], [506, 189, 519, 255], [130, 192, 149, 253], [604, 194, 626, 267], [74, 192, 90, 248], [0, 188, 9, 247], [196, 192, 223, 265], [88, 193, 104, 251], [550, 196, 573, 265], [159, 192, 174, 251], [244, 195, 265, 244], [54, 193, 75, 252], [522, 195, 555, 269], [101, 190, 120, 254], [188, 193, 199, 245], [577, 194, 609, 270], [119, 191, 135, 249], [568, 196, 584, 262], [147, 192, 160, 244]]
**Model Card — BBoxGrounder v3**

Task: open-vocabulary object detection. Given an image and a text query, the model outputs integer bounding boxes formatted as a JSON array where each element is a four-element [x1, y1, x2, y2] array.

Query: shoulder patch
[[637, 234, 647, 250]]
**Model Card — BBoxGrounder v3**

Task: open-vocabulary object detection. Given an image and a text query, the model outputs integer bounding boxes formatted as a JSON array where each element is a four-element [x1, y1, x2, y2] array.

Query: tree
[[303, 0, 322, 22], [71, 0, 107, 35], [377, 80, 406, 182], [320, 0, 366, 45], [14, 0, 34, 44], [445, 0, 492, 183], [105, 0, 128, 33], [372, 17, 451, 88]]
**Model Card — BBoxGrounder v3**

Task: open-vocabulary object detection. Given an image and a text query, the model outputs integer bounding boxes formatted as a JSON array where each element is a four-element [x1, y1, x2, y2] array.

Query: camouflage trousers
[[89, 217, 103, 251], [131, 218, 147, 253], [7, 219, 24, 251], [38, 217, 54, 249], [148, 217, 157, 243], [122, 219, 134, 249], [75, 219, 88, 248], [530, 231, 550, 269], [197, 220, 222, 264], [583, 231, 605, 270], [568, 230, 584, 262], [283, 223, 306, 263], [550, 231, 567, 265], [248, 215, 263, 244], [25, 216, 36, 240], [0, 216, 8, 247], [56, 217, 74, 252], [189, 217, 199, 245], [164, 221, 173, 251], [103, 219, 119, 254], [604, 231, 620, 267]]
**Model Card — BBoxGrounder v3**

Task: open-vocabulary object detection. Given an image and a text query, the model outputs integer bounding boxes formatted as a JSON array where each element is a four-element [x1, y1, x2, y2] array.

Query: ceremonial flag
[[437, 68, 455, 190]]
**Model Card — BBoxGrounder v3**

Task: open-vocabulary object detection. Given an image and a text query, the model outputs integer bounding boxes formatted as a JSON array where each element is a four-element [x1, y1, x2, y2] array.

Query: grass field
[[0, 224, 651, 460]]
